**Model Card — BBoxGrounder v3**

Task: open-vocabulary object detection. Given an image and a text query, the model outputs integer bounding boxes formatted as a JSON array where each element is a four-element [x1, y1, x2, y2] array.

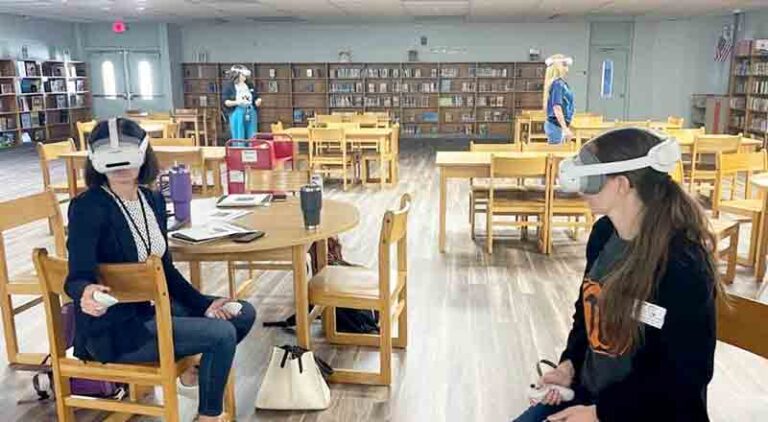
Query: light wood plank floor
[[1, 143, 767, 421]]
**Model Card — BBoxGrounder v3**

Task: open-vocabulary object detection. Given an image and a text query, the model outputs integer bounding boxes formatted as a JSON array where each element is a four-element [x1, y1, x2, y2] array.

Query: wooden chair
[[0, 190, 66, 367], [32, 249, 235, 422], [689, 135, 742, 201], [75, 120, 97, 151], [308, 193, 410, 385], [316, 114, 344, 126], [547, 155, 594, 255], [520, 142, 575, 153], [309, 128, 355, 191], [614, 120, 651, 128], [486, 155, 551, 254], [666, 116, 685, 128], [245, 168, 310, 194], [36, 138, 83, 200], [359, 129, 397, 187], [468, 142, 518, 239], [348, 114, 379, 128], [717, 293, 768, 359], [149, 138, 196, 147], [154, 148, 209, 197], [672, 160, 739, 284], [270, 121, 284, 133], [525, 110, 548, 143], [713, 150, 767, 267]]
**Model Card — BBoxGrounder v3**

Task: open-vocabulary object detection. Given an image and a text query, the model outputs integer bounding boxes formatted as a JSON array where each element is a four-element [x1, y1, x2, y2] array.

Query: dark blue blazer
[[65, 186, 213, 362]]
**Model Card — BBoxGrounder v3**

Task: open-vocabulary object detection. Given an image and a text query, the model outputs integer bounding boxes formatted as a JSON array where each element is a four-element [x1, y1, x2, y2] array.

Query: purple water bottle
[[170, 164, 192, 222]]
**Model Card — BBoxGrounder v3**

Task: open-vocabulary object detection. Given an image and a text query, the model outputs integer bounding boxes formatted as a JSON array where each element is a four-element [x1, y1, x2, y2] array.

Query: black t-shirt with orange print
[[581, 233, 632, 396]]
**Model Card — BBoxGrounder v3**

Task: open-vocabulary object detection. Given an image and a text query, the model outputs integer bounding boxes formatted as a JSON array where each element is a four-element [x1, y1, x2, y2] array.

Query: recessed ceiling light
[[137, 7, 145, 11]]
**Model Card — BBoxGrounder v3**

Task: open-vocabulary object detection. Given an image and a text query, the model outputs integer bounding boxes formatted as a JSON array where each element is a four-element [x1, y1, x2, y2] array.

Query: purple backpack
[[30, 303, 126, 401]]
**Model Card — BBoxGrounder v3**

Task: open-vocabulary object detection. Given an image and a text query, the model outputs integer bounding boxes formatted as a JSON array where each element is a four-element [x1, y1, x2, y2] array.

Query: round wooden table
[[169, 197, 360, 349]]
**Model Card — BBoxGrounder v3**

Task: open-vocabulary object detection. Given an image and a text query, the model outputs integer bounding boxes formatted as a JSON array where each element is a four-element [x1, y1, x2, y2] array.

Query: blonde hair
[[543, 54, 570, 110]]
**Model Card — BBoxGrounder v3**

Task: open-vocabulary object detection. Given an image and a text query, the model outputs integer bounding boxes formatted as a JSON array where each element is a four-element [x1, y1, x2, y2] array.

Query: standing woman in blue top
[[543, 54, 575, 144], [222, 64, 262, 139]]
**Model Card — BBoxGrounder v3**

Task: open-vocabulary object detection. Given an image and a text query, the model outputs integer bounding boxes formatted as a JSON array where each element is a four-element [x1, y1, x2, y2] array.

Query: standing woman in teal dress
[[222, 65, 262, 139]]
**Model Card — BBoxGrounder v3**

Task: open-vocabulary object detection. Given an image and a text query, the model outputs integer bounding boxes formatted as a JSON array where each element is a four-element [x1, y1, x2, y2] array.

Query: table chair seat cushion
[[309, 265, 395, 304]]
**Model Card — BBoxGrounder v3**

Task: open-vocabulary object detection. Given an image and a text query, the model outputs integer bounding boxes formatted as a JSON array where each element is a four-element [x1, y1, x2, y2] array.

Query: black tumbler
[[300, 184, 322, 229]]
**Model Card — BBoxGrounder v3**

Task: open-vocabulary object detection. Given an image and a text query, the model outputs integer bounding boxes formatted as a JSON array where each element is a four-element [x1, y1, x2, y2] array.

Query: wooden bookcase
[[182, 61, 545, 143], [0, 58, 92, 149], [729, 39, 768, 140]]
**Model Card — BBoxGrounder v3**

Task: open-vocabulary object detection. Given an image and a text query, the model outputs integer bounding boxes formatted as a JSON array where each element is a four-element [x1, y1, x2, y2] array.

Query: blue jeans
[[544, 121, 564, 144], [229, 105, 258, 139], [113, 298, 256, 417], [512, 402, 571, 422]]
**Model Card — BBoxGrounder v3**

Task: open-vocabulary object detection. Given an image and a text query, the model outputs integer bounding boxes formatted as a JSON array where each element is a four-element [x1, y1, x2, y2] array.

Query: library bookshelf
[[729, 39, 768, 141], [0, 59, 92, 149], [182, 61, 545, 143]]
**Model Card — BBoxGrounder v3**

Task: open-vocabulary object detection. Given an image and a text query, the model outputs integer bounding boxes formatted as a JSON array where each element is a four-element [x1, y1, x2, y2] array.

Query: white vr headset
[[87, 118, 149, 174], [558, 129, 681, 194], [545, 56, 573, 67], [230, 65, 251, 77]]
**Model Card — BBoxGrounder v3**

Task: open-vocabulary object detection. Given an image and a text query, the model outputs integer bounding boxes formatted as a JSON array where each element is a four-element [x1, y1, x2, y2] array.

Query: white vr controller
[[93, 290, 119, 308], [205, 301, 243, 318], [527, 383, 575, 403]]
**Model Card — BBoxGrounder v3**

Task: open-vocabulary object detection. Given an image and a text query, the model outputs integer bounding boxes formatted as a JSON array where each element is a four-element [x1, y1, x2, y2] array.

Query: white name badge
[[636, 300, 667, 329]]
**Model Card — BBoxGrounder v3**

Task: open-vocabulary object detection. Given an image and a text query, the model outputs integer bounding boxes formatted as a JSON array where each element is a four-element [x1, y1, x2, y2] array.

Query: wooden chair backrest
[[615, 120, 651, 128], [391, 123, 400, 155], [666, 127, 706, 144], [520, 142, 574, 153], [718, 150, 767, 176], [154, 148, 205, 170], [520, 109, 546, 119], [37, 139, 77, 189], [325, 122, 360, 131], [33, 249, 177, 377], [76, 120, 97, 151], [491, 154, 549, 178], [571, 114, 603, 126], [717, 294, 768, 359], [667, 116, 684, 128], [0, 191, 67, 286], [245, 169, 310, 193], [693, 134, 742, 155], [670, 160, 684, 184], [309, 127, 345, 144], [316, 115, 344, 125], [470, 142, 517, 152], [150, 138, 196, 147], [348, 114, 379, 127], [271, 121, 284, 133], [148, 112, 172, 120], [378, 194, 410, 301]]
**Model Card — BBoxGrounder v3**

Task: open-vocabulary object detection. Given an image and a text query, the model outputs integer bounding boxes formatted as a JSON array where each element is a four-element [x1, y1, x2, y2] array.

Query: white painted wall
[[0, 13, 78, 60]]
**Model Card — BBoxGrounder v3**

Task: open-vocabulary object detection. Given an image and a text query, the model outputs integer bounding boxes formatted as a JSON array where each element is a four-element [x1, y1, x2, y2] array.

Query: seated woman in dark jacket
[[65, 118, 256, 422]]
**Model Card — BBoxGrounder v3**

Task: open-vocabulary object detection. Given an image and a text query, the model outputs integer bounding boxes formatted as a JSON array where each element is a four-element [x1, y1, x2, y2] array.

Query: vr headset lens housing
[[87, 118, 148, 174]]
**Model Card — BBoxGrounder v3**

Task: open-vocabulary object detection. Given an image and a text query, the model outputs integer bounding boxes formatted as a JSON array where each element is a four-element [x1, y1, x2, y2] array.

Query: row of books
[[748, 97, 768, 112], [732, 114, 746, 128], [0, 83, 12, 94], [749, 79, 768, 95], [329, 95, 364, 108], [438, 95, 474, 107], [731, 97, 747, 110], [364, 96, 400, 107], [0, 133, 16, 148], [20, 111, 46, 128], [750, 62, 768, 76], [477, 95, 506, 107], [18, 96, 44, 112], [749, 117, 767, 134], [0, 116, 17, 131], [443, 112, 476, 123]]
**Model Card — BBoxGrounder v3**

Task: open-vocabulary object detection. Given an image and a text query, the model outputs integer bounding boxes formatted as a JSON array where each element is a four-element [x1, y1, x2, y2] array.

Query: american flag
[[715, 26, 734, 62]]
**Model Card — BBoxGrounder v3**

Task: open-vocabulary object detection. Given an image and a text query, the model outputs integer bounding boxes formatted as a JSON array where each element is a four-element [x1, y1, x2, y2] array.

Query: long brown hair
[[590, 128, 721, 353]]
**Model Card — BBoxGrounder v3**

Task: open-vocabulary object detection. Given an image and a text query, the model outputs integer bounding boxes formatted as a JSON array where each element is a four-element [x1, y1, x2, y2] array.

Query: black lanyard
[[109, 188, 152, 256]]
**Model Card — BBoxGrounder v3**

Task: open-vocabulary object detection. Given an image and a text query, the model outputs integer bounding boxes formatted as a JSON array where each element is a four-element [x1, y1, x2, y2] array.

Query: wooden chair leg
[[0, 288, 20, 364], [54, 374, 75, 422], [486, 209, 493, 254], [393, 286, 408, 349], [227, 261, 237, 299], [469, 196, 476, 240], [162, 379, 180, 422], [378, 304, 392, 385], [724, 228, 739, 284], [223, 371, 236, 421], [323, 306, 337, 343]]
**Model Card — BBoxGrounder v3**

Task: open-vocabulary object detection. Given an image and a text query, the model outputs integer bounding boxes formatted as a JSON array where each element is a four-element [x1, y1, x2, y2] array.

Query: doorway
[[587, 47, 629, 120], [88, 49, 165, 118]]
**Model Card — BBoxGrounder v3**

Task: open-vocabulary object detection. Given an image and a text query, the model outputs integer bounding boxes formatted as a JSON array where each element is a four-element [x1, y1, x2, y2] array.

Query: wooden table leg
[[379, 145, 386, 190], [439, 168, 447, 253], [189, 261, 202, 291], [755, 196, 768, 282], [211, 160, 223, 196], [292, 244, 311, 349], [65, 157, 78, 199]]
